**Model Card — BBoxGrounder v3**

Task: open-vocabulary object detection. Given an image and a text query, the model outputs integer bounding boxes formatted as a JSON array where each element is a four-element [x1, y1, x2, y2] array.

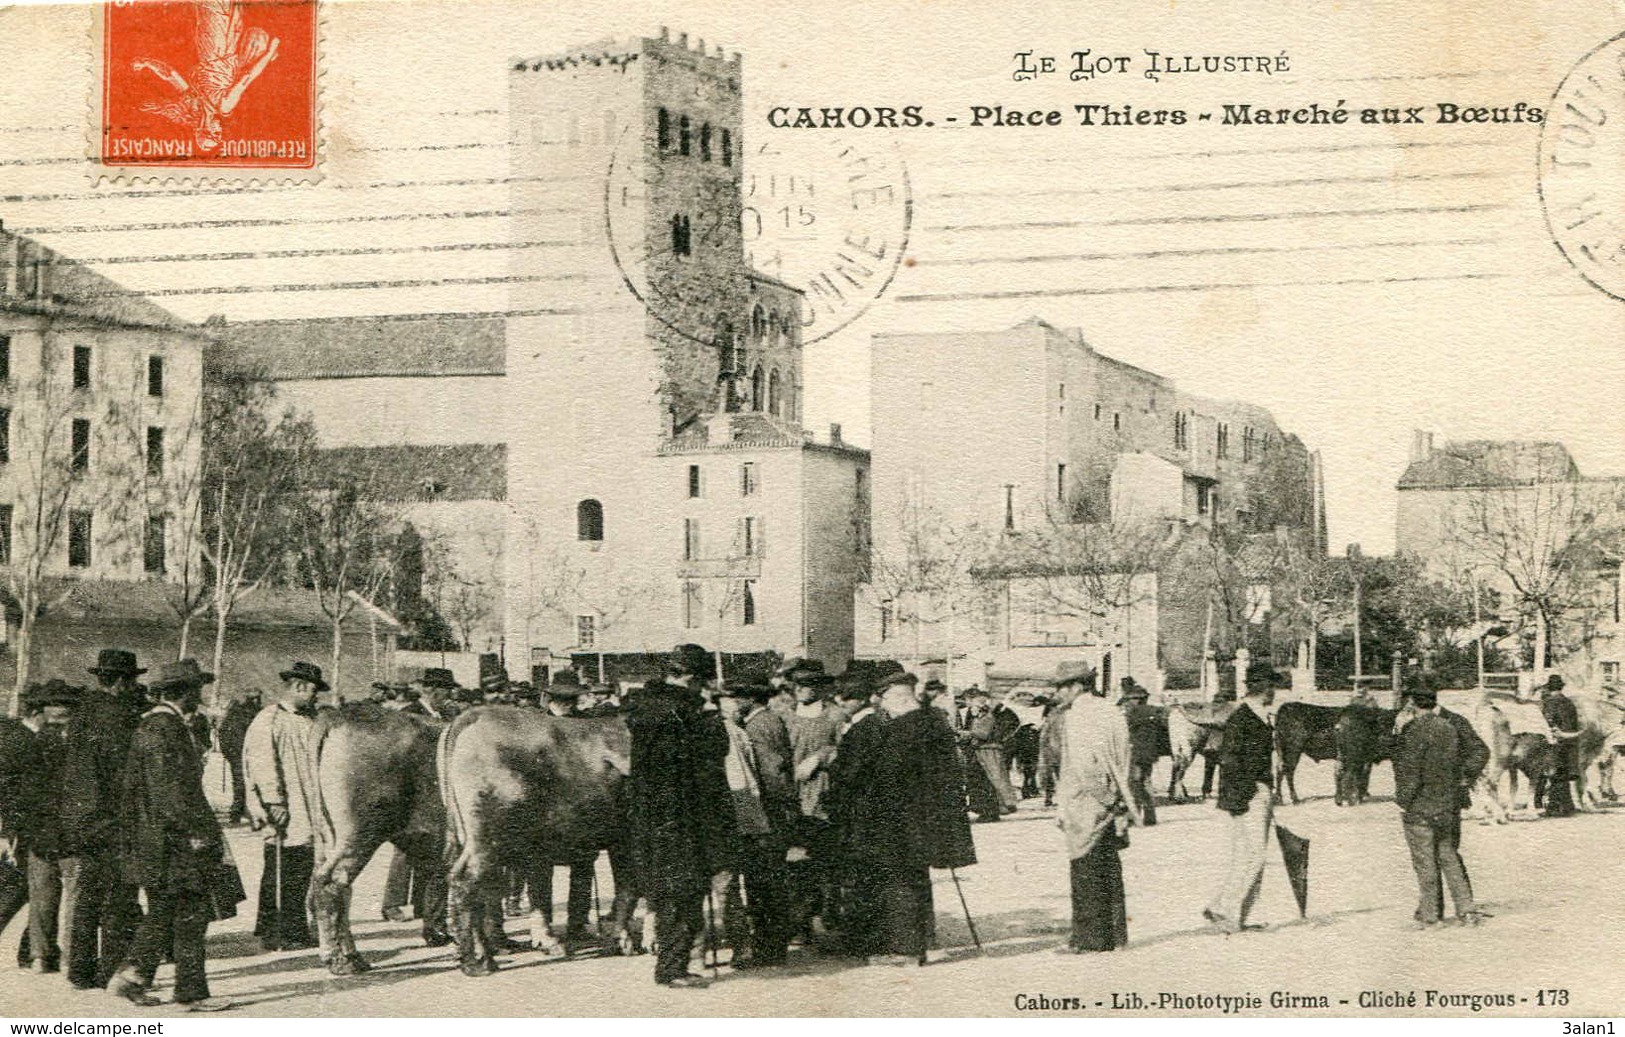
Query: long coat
[[0, 719, 43, 849], [216, 698, 259, 764], [58, 688, 143, 856], [744, 704, 798, 834], [850, 706, 976, 874], [1058, 694, 1135, 860], [120, 705, 224, 892], [626, 683, 734, 898], [1393, 711, 1462, 822]]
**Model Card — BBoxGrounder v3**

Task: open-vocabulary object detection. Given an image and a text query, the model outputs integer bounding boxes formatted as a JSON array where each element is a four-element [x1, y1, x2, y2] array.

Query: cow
[[1470, 699, 1554, 823], [1167, 700, 1234, 802], [1272, 701, 1341, 804], [1332, 706, 1399, 806], [308, 703, 449, 976], [1573, 696, 1625, 807], [438, 705, 640, 977]]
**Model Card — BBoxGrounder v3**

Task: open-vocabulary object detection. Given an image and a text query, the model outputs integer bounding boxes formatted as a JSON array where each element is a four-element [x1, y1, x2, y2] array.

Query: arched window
[[576, 499, 604, 541], [720, 128, 732, 166], [751, 366, 764, 411], [700, 123, 712, 162], [751, 304, 767, 341], [657, 108, 670, 150], [767, 310, 780, 347], [679, 115, 691, 156], [768, 369, 782, 417]]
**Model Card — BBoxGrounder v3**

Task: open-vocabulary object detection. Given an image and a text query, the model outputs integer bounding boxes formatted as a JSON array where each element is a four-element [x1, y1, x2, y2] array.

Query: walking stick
[[704, 890, 719, 978], [949, 867, 981, 952], [273, 829, 284, 946]]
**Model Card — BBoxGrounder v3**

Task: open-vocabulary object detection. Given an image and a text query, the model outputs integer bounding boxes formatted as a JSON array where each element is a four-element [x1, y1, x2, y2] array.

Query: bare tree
[[419, 526, 503, 653], [862, 497, 995, 664], [294, 466, 399, 697], [1445, 471, 1623, 676]]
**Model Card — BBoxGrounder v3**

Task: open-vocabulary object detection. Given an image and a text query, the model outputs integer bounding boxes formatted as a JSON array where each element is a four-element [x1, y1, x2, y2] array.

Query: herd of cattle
[[297, 689, 1625, 978]]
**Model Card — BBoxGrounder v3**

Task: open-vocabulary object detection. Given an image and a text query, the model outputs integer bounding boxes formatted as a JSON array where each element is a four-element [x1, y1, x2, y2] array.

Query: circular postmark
[[1538, 31, 1625, 302], [604, 124, 910, 347]]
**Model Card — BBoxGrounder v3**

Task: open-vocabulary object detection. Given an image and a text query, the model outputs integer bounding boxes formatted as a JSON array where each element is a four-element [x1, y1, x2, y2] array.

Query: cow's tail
[[309, 714, 344, 885], [437, 715, 476, 885]]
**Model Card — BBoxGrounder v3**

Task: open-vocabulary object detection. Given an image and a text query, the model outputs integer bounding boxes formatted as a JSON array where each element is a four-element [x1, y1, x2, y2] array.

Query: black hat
[[875, 670, 918, 694], [280, 661, 330, 692], [88, 649, 145, 679], [669, 643, 711, 679], [149, 658, 216, 694], [922, 678, 947, 693], [1118, 682, 1149, 704], [1545, 674, 1566, 691], [418, 667, 459, 689], [1244, 662, 1281, 694], [1408, 686, 1439, 708], [23, 679, 80, 709], [782, 658, 832, 686]]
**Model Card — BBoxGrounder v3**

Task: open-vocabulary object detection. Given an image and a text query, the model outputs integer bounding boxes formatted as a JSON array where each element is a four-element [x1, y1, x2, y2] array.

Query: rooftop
[[210, 313, 505, 380], [1398, 439, 1581, 490], [0, 227, 202, 334], [309, 443, 508, 502]]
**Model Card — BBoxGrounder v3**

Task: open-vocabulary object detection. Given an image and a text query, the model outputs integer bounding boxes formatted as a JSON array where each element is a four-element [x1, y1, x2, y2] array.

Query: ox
[[1166, 700, 1233, 802], [309, 703, 449, 976], [1470, 699, 1554, 823], [1272, 701, 1339, 804], [438, 706, 639, 977], [1332, 706, 1399, 806]]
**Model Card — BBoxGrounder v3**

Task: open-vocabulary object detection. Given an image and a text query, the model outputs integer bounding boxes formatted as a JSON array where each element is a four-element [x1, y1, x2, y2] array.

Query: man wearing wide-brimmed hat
[[16, 680, 78, 974], [108, 659, 233, 1011], [1203, 662, 1279, 936], [59, 649, 147, 990], [242, 662, 325, 951]]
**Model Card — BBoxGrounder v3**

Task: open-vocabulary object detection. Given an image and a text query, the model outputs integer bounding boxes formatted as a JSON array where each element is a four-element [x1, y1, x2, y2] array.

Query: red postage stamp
[[99, 0, 318, 175]]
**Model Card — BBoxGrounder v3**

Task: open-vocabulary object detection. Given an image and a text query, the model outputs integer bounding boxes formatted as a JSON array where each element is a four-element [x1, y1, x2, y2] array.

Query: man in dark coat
[[826, 678, 887, 958], [626, 644, 732, 988], [215, 690, 261, 826], [106, 659, 234, 1012], [737, 682, 796, 966], [17, 681, 77, 973], [1203, 666, 1276, 934], [59, 649, 147, 990], [1119, 679, 1161, 825], [850, 671, 976, 966], [1539, 675, 1582, 818], [1394, 684, 1484, 927], [0, 712, 36, 961]]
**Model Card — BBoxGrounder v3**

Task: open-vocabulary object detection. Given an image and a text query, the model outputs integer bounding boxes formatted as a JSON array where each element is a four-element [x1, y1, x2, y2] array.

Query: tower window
[[657, 107, 670, 150], [576, 498, 604, 541], [0, 408, 9, 464], [0, 335, 10, 383], [741, 580, 757, 626], [1056, 462, 1067, 503], [1004, 485, 1015, 531], [700, 123, 712, 162], [0, 504, 11, 564], [741, 462, 757, 497], [688, 464, 702, 498], [751, 366, 764, 411], [71, 418, 90, 472], [143, 514, 166, 574], [147, 355, 164, 397], [72, 345, 91, 389], [1174, 412, 1189, 451], [1093, 403, 1101, 421], [670, 214, 692, 257], [720, 128, 732, 166], [768, 369, 782, 417], [1113, 412, 1121, 432], [752, 304, 767, 341], [679, 114, 690, 156], [146, 426, 164, 477], [1217, 422, 1230, 459], [684, 518, 701, 561], [67, 510, 91, 568]]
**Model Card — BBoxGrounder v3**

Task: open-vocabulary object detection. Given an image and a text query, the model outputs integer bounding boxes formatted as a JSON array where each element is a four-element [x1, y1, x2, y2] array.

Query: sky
[[1, 0, 1623, 555]]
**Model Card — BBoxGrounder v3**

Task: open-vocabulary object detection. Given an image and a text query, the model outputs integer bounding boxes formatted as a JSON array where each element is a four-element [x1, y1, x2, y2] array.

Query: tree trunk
[[178, 612, 192, 660], [9, 612, 34, 718], [211, 600, 233, 710], [1534, 611, 1550, 685], [331, 613, 344, 701]]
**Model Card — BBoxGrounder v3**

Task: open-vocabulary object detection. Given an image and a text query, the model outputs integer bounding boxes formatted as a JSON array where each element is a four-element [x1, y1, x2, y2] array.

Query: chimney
[[829, 423, 843, 446], [1410, 429, 1435, 463], [659, 25, 669, 40]]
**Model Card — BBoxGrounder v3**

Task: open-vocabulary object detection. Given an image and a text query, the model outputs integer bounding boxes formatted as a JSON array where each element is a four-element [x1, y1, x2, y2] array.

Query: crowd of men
[[0, 640, 1603, 1004]]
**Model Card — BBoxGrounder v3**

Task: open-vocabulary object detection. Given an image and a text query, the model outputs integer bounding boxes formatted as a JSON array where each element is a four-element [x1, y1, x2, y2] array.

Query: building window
[[146, 426, 164, 477], [1004, 484, 1015, 531], [671, 214, 692, 257], [1196, 483, 1211, 516], [657, 107, 670, 150], [684, 518, 700, 561], [700, 123, 712, 162], [741, 516, 764, 558], [751, 304, 766, 340], [576, 498, 604, 541], [1113, 412, 1121, 432], [721, 128, 732, 166], [1243, 426, 1256, 461], [679, 114, 691, 156], [0, 335, 10, 383], [741, 580, 757, 626], [750, 366, 764, 411], [71, 418, 90, 472], [1092, 402, 1101, 421], [143, 514, 166, 574], [0, 504, 11, 564], [879, 601, 893, 642], [688, 464, 702, 498], [67, 510, 91, 568], [683, 581, 703, 629], [147, 355, 164, 397], [0, 407, 9, 464], [72, 345, 91, 389], [741, 462, 757, 497], [768, 370, 782, 417], [1217, 423, 1230, 459], [1056, 462, 1067, 503], [1174, 412, 1189, 451], [576, 614, 596, 649]]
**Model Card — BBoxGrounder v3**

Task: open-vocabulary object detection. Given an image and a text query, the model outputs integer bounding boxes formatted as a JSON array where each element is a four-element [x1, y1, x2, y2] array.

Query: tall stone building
[[859, 317, 1318, 690], [503, 30, 868, 672]]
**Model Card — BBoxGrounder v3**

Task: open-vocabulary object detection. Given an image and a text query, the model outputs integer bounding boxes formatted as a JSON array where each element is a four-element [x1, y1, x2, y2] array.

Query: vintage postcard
[[0, 0, 1623, 1023]]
